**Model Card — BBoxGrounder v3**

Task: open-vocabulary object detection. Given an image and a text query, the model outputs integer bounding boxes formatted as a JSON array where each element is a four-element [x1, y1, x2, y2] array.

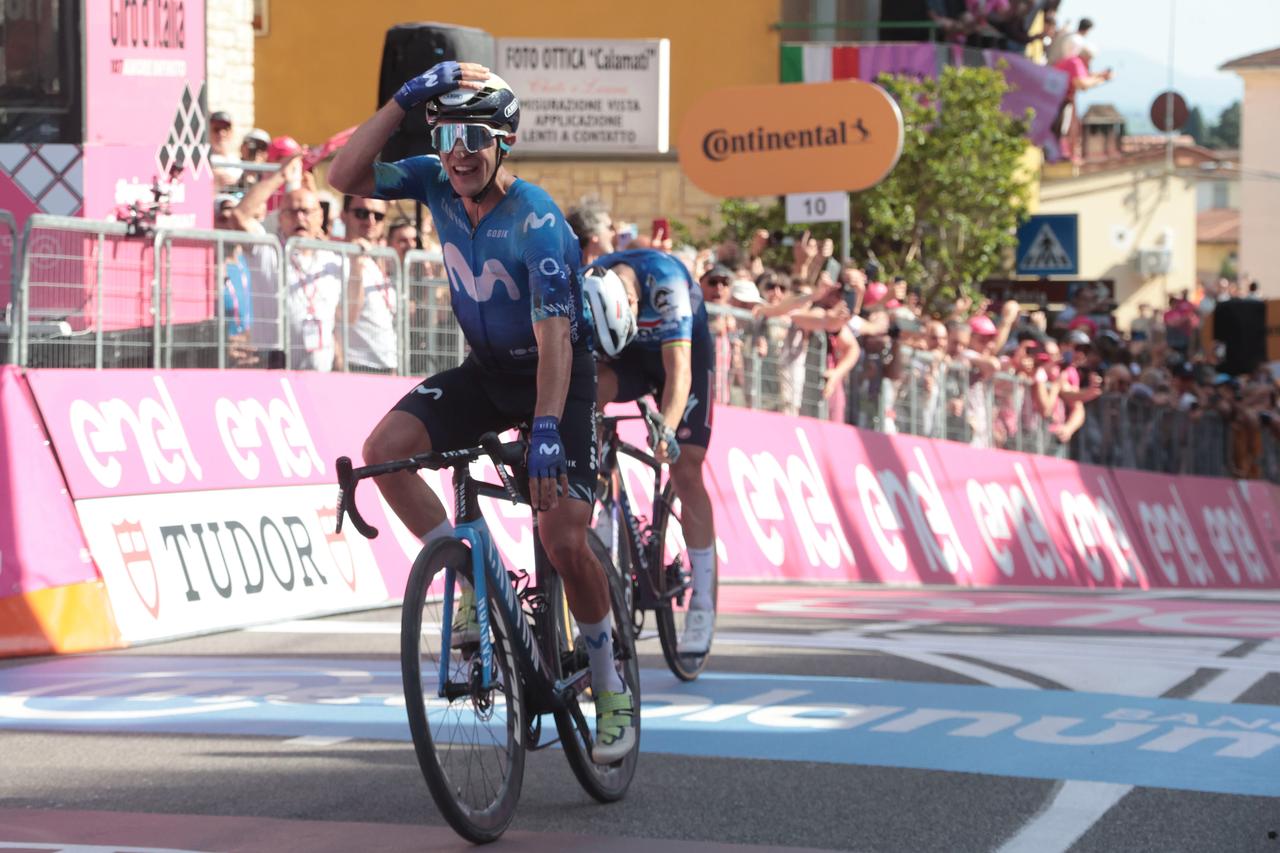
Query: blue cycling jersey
[[595, 249, 707, 351], [373, 156, 591, 374]]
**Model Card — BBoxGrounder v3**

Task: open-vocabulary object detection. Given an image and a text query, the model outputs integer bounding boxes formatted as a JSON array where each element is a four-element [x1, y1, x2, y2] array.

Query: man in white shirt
[[1048, 17, 1095, 66], [340, 195, 399, 374], [279, 189, 344, 371]]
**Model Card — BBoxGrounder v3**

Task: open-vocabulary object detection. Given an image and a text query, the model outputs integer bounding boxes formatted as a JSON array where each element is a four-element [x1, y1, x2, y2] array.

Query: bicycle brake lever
[[479, 433, 524, 503], [335, 456, 380, 539]]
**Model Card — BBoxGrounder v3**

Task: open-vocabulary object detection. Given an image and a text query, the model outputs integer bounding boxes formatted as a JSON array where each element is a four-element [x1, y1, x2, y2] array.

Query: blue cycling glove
[[528, 416, 567, 483], [393, 61, 463, 111]]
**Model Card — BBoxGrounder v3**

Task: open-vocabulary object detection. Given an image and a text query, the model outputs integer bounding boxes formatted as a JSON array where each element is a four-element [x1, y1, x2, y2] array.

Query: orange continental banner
[[677, 79, 904, 197]]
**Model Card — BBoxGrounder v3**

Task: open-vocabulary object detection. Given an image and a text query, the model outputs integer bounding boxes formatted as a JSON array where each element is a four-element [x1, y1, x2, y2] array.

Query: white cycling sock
[[420, 520, 453, 547], [688, 545, 715, 611], [421, 521, 471, 590], [577, 615, 624, 694]]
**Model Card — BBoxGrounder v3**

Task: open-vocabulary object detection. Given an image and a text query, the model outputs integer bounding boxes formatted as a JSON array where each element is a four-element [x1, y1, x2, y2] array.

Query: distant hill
[[1077, 49, 1242, 130]]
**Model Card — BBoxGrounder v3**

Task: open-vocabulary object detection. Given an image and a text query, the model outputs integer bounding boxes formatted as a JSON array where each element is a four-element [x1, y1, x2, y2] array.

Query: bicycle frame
[[335, 441, 593, 731], [598, 413, 686, 612]]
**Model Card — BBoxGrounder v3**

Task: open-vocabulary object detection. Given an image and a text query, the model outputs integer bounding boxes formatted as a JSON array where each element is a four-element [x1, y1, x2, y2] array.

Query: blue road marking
[[2, 657, 1277, 797]]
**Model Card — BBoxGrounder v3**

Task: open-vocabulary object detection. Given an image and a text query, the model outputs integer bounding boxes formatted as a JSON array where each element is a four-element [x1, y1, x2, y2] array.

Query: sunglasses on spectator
[[431, 123, 510, 154], [349, 208, 386, 222], [762, 283, 786, 292]]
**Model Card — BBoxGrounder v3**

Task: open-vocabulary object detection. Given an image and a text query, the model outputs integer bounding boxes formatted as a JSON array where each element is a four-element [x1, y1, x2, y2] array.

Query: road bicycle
[[335, 432, 639, 843], [595, 399, 716, 681]]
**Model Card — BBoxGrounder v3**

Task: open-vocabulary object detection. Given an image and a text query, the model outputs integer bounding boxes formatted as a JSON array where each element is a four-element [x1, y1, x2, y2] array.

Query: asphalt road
[[2, 583, 1279, 852]]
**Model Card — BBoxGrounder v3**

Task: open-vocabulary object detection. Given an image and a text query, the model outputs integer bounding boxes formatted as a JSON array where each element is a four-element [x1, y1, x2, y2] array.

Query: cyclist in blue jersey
[[569, 202, 719, 654], [329, 63, 635, 763]]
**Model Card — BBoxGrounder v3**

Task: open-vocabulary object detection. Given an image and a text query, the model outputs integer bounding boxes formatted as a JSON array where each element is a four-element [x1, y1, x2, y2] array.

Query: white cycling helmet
[[582, 265, 636, 358]]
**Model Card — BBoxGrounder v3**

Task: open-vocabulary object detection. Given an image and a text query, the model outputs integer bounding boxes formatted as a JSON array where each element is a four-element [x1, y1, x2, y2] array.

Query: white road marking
[[283, 735, 353, 747], [995, 643, 1266, 853]]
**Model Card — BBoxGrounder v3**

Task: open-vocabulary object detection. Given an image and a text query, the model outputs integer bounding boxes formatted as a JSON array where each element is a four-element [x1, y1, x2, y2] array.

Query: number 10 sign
[[785, 191, 846, 225]]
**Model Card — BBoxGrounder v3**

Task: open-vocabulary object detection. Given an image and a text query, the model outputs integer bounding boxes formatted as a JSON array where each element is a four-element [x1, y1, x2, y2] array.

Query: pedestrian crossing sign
[[1016, 214, 1079, 276]]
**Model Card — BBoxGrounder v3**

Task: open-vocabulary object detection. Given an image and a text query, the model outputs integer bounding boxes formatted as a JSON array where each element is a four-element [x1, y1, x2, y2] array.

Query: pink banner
[[857, 43, 941, 84], [1029, 457, 1152, 587], [0, 367, 98, 597], [1240, 480, 1280, 573], [1110, 469, 1277, 589], [983, 49, 1070, 150], [932, 445, 1107, 587], [11, 366, 1280, 653]]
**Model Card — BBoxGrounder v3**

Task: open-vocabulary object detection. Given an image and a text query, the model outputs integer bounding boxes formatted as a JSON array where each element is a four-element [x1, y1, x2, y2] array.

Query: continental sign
[[678, 80, 904, 197]]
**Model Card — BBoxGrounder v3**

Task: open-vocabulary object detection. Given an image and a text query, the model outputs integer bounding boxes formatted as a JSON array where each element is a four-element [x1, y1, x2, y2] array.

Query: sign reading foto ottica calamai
[[496, 38, 670, 154], [678, 80, 903, 197]]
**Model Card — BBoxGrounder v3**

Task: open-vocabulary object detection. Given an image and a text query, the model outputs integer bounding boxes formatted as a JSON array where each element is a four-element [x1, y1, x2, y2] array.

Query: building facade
[[1222, 47, 1280, 298]]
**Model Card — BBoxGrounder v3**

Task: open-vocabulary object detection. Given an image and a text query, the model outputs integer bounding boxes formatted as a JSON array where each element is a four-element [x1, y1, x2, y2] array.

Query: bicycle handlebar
[[334, 432, 526, 540], [635, 398, 679, 462]]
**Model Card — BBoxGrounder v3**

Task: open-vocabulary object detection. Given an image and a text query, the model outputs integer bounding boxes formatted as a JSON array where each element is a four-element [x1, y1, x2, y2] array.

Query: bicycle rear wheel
[[401, 539, 525, 843], [653, 480, 717, 681], [553, 530, 641, 802]]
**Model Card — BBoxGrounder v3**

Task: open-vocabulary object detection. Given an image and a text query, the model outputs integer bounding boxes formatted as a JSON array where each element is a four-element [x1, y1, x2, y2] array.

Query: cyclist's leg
[[535, 355, 635, 757], [363, 359, 505, 537], [670, 329, 717, 615], [596, 346, 647, 407]]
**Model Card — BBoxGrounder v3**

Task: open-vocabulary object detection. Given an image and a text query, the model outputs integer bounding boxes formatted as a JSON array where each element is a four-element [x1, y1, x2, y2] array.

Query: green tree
[[1208, 101, 1241, 149], [1184, 105, 1207, 146], [693, 65, 1032, 313]]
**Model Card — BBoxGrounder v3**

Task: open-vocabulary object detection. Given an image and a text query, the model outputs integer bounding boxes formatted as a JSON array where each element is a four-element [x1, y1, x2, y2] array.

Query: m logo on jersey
[[414, 385, 443, 399], [443, 243, 520, 303], [523, 212, 555, 233], [538, 442, 561, 456]]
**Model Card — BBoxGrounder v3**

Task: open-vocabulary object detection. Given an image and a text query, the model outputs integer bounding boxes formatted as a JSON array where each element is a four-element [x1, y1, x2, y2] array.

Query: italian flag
[[779, 44, 863, 83]]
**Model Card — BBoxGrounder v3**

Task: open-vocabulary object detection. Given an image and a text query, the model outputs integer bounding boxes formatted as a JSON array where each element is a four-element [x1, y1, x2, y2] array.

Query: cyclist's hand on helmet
[[393, 61, 491, 111], [528, 416, 568, 511]]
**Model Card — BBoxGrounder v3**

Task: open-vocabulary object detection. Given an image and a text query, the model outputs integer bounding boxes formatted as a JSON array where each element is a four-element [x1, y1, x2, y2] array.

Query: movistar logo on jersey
[[538, 443, 561, 456], [523, 212, 555, 233], [443, 243, 520, 303]]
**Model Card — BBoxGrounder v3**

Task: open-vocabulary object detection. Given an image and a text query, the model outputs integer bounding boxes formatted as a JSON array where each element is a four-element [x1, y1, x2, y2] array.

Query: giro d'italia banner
[[2, 365, 1279, 657]]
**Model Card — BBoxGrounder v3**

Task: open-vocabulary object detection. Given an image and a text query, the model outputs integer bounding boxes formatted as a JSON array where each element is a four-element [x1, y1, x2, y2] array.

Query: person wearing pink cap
[[864, 280, 889, 308]]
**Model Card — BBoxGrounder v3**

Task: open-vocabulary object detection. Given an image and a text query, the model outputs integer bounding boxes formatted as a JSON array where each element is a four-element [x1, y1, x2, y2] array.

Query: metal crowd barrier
[[10, 215, 144, 368], [0, 209, 16, 359], [403, 248, 459, 378], [1075, 394, 1230, 478], [282, 236, 404, 373], [848, 346, 1059, 455], [705, 303, 829, 419], [154, 228, 286, 370]]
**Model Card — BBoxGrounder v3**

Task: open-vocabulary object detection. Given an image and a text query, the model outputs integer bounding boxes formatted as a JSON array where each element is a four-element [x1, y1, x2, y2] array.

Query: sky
[[1068, 0, 1280, 121], [1070, 0, 1280, 89]]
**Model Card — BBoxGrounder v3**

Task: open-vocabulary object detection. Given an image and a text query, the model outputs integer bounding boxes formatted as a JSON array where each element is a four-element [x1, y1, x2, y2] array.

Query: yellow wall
[[1197, 242, 1236, 285], [255, 0, 781, 147], [1038, 163, 1198, 330]]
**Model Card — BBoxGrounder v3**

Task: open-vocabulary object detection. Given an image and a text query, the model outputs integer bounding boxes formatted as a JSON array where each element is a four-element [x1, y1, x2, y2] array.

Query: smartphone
[[651, 217, 670, 244]]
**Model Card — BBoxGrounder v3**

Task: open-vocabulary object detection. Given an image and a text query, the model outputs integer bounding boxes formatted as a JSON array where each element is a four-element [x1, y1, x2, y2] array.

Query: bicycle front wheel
[[653, 480, 717, 681], [553, 530, 641, 802], [401, 539, 525, 843]]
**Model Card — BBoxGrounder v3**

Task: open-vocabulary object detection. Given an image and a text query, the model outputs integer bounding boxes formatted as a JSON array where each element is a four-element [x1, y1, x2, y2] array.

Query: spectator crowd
[[197, 103, 1278, 482]]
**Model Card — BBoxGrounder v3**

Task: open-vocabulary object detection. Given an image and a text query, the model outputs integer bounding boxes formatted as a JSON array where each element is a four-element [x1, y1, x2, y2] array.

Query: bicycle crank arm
[[553, 666, 593, 703]]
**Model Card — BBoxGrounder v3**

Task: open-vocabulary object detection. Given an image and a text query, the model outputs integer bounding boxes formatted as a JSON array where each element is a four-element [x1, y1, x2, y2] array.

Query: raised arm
[[329, 61, 491, 196]]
